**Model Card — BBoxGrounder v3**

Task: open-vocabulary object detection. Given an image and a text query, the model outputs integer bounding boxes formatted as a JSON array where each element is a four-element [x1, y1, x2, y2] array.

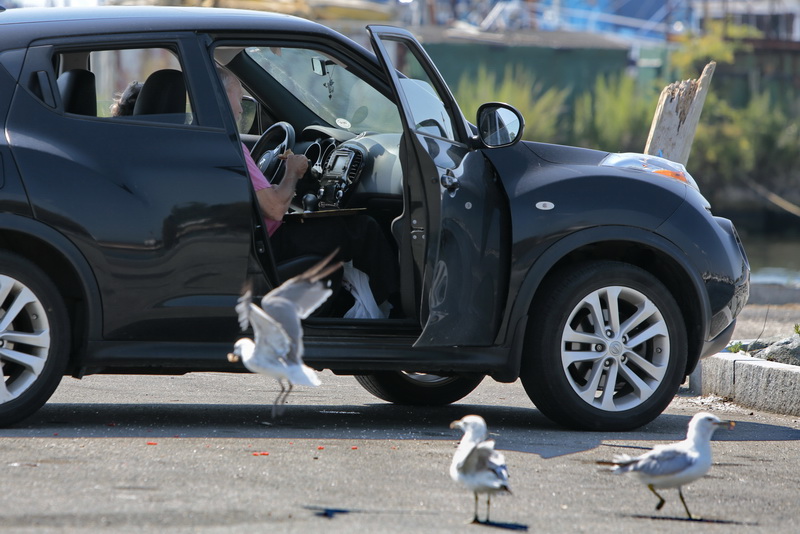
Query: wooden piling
[[644, 61, 716, 166]]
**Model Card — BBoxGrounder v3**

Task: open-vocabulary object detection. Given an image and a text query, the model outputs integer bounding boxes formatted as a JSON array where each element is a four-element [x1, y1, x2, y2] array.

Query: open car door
[[368, 26, 510, 347]]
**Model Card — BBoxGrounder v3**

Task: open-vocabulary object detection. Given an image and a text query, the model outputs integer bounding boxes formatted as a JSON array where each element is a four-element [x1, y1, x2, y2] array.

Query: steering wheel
[[250, 121, 296, 183]]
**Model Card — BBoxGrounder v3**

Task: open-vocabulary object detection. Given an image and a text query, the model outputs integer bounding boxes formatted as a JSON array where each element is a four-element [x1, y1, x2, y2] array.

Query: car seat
[[133, 69, 187, 120], [57, 69, 97, 116]]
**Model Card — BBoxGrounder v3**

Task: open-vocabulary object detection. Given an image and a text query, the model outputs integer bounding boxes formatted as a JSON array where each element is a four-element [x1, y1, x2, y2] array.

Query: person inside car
[[217, 66, 400, 316], [110, 80, 143, 116]]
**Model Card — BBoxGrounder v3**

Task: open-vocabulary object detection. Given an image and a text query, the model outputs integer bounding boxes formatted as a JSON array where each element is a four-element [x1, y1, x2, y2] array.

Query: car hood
[[522, 140, 609, 166], [521, 141, 699, 190]]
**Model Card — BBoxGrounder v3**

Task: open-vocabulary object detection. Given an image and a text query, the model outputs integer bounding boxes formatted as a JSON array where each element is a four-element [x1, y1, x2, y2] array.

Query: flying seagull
[[449, 414, 511, 524], [227, 250, 341, 418], [599, 411, 735, 519]]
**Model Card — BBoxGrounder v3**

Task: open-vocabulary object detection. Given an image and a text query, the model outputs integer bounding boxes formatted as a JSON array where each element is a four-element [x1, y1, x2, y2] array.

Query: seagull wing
[[257, 297, 320, 386], [263, 249, 342, 319], [247, 302, 292, 361], [263, 278, 333, 320], [235, 289, 254, 331], [459, 440, 502, 475], [259, 298, 302, 361], [623, 446, 696, 477], [487, 447, 510, 485], [456, 439, 510, 492]]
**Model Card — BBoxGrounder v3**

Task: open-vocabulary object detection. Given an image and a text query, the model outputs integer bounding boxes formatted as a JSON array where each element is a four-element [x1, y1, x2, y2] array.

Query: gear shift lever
[[302, 193, 319, 213]]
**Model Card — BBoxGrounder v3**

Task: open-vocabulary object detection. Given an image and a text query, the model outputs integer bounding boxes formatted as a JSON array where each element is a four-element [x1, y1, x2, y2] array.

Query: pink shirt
[[242, 143, 282, 236]]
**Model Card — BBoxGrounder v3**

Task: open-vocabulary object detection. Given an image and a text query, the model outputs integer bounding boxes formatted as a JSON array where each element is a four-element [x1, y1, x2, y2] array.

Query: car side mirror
[[239, 96, 259, 134], [476, 103, 524, 148]]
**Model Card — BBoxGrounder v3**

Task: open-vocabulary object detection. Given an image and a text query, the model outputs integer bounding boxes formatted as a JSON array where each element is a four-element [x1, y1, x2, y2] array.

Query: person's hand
[[278, 149, 308, 180]]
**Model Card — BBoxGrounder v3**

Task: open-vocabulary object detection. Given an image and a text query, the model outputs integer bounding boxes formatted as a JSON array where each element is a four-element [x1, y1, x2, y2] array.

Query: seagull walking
[[227, 250, 341, 418], [449, 415, 511, 524], [599, 411, 735, 519]]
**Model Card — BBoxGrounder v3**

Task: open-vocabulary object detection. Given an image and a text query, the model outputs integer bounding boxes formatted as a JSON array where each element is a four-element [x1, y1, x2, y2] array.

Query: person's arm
[[255, 154, 308, 221]]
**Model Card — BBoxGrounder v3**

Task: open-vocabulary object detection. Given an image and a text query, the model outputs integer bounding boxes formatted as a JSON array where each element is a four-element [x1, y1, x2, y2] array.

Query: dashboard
[[297, 126, 403, 210]]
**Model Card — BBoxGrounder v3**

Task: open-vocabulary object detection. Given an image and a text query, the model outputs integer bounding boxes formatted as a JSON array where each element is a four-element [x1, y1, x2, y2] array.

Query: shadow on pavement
[[1, 401, 798, 460], [629, 513, 758, 526]]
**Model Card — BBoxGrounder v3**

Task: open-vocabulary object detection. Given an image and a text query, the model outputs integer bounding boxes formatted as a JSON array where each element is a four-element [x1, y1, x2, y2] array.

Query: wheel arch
[[504, 226, 710, 380], [0, 215, 102, 374]]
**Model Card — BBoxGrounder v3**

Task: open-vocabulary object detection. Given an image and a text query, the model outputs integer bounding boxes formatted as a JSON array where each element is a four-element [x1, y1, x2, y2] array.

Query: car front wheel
[[521, 260, 687, 431], [0, 252, 70, 427], [354, 372, 484, 405]]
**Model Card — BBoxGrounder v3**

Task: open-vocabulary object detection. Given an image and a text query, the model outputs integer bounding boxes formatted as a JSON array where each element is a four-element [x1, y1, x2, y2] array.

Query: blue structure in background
[[534, 0, 694, 42], [435, 0, 696, 43]]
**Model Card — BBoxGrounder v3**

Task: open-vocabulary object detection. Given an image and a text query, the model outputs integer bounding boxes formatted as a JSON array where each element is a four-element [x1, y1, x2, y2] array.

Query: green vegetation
[[727, 341, 745, 353], [571, 74, 657, 153], [669, 20, 761, 79], [794, 324, 800, 335], [454, 65, 569, 143]]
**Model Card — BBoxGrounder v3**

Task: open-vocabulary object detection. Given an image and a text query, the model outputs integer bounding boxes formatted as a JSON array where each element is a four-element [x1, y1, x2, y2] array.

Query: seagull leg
[[678, 488, 695, 520], [486, 494, 492, 524], [470, 492, 481, 524], [277, 383, 293, 416], [648, 484, 666, 511], [271, 380, 287, 419]]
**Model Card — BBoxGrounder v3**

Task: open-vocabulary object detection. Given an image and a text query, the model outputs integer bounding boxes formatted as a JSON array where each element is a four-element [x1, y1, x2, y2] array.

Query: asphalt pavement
[[0, 282, 797, 533], [1, 371, 799, 533]]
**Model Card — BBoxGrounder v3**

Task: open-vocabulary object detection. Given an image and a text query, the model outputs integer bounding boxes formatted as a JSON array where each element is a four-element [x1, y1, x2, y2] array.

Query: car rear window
[[54, 47, 194, 125]]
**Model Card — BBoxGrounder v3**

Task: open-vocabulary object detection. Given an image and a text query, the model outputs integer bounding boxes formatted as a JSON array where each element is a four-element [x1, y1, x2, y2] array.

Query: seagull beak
[[227, 352, 240, 363], [449, 420, 461, 430], [717, 420, 735, 430]]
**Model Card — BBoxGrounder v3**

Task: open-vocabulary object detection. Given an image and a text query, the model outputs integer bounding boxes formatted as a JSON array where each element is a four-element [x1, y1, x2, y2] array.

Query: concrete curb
[[693, 352, 800, 416]]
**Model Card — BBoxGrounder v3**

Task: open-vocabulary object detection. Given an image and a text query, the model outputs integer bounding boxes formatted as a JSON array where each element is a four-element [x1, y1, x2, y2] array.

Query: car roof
[[0, 6, 344, 48]]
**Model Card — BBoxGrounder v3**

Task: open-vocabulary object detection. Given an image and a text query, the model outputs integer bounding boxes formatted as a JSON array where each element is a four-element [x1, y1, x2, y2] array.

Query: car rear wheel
[[0, 252, 70, 427], [521, 260, 687, 431], [354, 372, 484, 405]]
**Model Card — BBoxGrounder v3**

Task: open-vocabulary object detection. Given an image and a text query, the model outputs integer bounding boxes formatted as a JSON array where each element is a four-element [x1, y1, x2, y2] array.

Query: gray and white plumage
[[450, 415, 511, 524], [600, 411, 735, 519], [227, 250, 341, 417]]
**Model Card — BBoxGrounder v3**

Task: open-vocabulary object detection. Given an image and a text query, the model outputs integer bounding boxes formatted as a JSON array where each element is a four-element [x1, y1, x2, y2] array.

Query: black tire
[[0, 252, 71, 427], [520, 260, 687, 431], [354, 372, 484, 406]]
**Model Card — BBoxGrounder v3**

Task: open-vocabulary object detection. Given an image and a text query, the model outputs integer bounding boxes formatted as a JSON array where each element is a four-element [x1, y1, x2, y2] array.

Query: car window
[[375, 38, 457, 141], [244, 46, 402, 135], [55, 47, 194, 125]]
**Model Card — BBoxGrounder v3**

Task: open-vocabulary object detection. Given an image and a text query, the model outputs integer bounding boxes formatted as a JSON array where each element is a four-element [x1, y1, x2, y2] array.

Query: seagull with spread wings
[[227, 250, 341, 418], [449, 414, 511, 524], [599, 411, 735, 519]]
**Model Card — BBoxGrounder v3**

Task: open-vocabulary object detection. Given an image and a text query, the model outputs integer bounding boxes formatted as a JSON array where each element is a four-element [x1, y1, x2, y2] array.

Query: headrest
[[57, 69, 97, 116], [133, 69, 186, 116]]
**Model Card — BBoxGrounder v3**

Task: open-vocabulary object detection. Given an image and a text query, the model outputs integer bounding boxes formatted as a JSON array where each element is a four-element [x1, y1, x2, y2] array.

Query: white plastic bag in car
[[342, 261, 390, 319]]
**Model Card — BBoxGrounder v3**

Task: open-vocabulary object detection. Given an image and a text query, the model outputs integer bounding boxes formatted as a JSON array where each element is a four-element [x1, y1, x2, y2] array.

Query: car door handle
[[440, 172, 459, 191]]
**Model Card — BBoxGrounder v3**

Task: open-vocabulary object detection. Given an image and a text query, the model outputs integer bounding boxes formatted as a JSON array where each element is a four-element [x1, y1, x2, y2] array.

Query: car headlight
[[600, 152, 699, 191]]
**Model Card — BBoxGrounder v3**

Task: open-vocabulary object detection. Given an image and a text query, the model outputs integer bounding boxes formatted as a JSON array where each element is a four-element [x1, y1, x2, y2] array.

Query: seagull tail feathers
[[595, 460, 621, 473], [611, 453, 635, 465], [597, 455, 635, 473], [287, 364, 321, 387]]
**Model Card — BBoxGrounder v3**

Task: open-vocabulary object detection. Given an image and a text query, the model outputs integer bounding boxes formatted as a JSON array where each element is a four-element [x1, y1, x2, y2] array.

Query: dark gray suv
[[0, 6, 749, 430]]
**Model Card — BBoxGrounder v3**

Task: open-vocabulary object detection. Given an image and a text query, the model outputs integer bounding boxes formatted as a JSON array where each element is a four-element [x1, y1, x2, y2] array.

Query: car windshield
[[245, 46, 403, 135]]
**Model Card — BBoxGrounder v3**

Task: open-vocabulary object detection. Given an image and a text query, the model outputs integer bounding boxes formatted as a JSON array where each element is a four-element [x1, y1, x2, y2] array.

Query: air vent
[[347, 151, 363, 183]]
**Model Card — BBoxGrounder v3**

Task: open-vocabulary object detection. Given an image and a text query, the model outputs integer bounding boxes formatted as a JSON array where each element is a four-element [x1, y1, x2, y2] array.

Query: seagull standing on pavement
[[449, 415, 511, 524], [227, 250, 341, 418], [599, 411, 735, 519]]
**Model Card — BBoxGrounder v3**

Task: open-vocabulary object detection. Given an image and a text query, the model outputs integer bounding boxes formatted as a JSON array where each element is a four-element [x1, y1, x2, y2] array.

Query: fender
[[0, 213, 103, 341], [498, 225, 712, 378]]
